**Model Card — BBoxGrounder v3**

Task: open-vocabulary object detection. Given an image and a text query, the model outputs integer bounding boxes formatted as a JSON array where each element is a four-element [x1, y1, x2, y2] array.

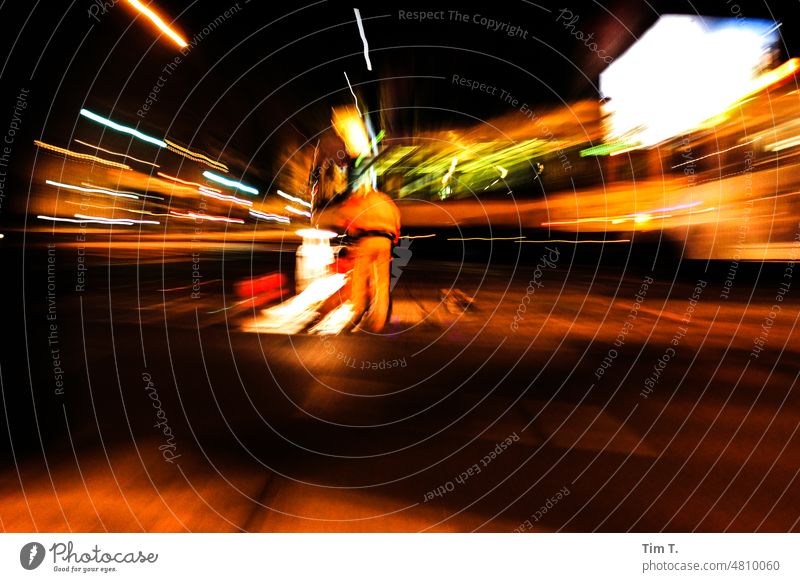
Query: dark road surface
[[2, 235, 799, 532]]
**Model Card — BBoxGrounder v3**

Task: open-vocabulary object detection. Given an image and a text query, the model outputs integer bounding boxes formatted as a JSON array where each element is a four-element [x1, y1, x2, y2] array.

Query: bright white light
[[169, 211, 244, 224], [45, 179, 140, 199], [353, 8, 372, 71], [296, 228, 338, 239], [767, 135, 800, 152], [600, 15, 779, 146], [38, 215, 135, 225], [79, 109, 167, 148], [74, 139, 160, 168], [343, 72, 362, 117], [74, 213, 159, 224], [244, 273, 347, 334], [309, 301, 357, 335], [199, 187, 253, 207], [202, 170, 259, 195], [249, 209, 290, 223], [285, 205, 311, 218], [277, 189, 312, 208], [125, 0, 188, 48]]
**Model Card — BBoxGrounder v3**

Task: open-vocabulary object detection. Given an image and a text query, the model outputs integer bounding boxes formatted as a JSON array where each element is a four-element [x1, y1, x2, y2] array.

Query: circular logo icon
[[20, 542, 46, 570]]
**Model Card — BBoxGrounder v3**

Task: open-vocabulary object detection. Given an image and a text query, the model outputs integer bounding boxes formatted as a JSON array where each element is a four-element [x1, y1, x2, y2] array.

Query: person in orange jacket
[[314, 161, 401, 332], [312, 106, 402, 332], [340, 182, 400, 332]]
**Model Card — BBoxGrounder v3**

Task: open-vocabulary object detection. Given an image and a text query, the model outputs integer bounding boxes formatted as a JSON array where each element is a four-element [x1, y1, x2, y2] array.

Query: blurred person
[[313, 158, 400, 332], [342, 175, 400, 333], [312, 107, 401, 332]]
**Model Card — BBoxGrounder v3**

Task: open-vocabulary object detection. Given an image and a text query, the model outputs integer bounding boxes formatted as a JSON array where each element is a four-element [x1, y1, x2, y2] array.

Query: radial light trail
[[202, 170, 258, 195], [353, 8, 372, 71], [34, 140, 131, 170], [74, 213, 159, 224], [284, 205, 311, 218], [125, 0, 188, 48], [448, 236, 524, 241], [250, 209, 290, 223], [157, 171, 222, 192], [73, 139, 160, 167], [169, 210, 244, 224], [164, 139, 228, 172], [80, 182, 164, 201], [541, 201, 705, 227], [516, 239, 632, 244], [276, 189, 311, 208], [79, 109, 167, 148], [199, 187, 253, 207], [38, 215, 136, 225], [45, 179, 139, 199], [343, 72, 362, 117]]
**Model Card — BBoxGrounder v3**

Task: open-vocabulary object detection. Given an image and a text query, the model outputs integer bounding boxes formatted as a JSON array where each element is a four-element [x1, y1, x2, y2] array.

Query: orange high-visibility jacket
[[316, 188, 401, 243]]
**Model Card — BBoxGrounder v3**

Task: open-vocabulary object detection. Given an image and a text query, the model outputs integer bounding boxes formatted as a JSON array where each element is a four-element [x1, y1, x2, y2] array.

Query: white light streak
[[38, 215, 135, 225], [249, 209, 290, 223], [74, 213, 159, 224], [343, 71, 362, 117], [79, 108, 167, 148], [285, 205, 311, 218], [202, 170, 259, 195], [277, 189, 312, 208], [73, 139, 160, 167], [46, 179, 140, 199], [353, 8, 372, 71]]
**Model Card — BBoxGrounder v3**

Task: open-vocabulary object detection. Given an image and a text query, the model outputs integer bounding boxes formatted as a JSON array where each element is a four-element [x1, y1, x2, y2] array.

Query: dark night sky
[[1, 0, 798, 186]]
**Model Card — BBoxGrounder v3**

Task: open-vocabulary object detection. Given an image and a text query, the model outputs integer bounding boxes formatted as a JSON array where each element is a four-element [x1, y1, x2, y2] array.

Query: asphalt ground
[[1, 233, 799, 532]]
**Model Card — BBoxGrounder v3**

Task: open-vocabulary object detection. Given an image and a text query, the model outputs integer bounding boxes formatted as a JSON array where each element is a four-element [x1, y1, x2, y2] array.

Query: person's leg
[[349, 241, 368, 319], [359, 237, 393, 332]]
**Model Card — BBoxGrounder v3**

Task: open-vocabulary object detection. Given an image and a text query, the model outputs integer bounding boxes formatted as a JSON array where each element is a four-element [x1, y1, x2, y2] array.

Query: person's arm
[[314, 198, 353, 232]]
